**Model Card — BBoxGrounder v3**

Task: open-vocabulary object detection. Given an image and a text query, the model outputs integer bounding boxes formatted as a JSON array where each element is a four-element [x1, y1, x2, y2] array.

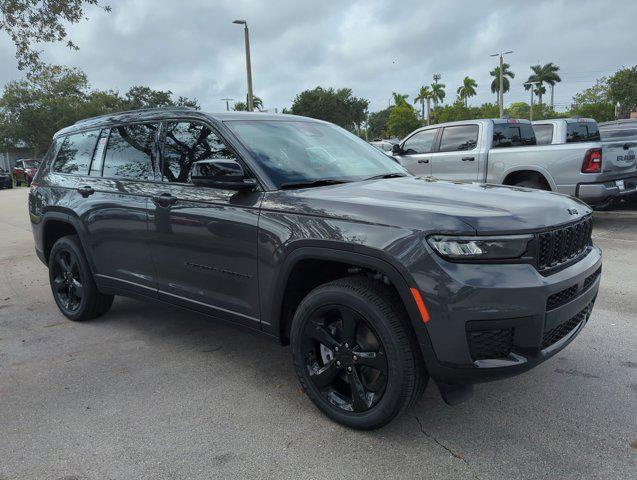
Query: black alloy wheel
[[51, 247, 84, 313], [291, 276, 428, 430], [302, 304, 388, 412]]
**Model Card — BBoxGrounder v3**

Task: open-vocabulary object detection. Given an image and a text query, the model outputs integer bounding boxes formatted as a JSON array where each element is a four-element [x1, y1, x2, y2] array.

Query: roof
[[55, 108, 318, 138]]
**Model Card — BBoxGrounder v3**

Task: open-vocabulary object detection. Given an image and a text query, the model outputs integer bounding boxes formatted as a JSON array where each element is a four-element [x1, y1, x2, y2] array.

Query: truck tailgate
[[601, 141, 637, 179]]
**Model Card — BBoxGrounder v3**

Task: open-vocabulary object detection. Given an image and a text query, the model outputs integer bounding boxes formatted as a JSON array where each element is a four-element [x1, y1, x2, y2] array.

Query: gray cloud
[[1, 0, 635, 113]]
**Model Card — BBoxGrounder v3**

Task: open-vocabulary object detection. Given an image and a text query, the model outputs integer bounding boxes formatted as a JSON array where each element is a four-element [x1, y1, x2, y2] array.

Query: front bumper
[[411, 245, 602, 385], [577, 175, 637, 205]]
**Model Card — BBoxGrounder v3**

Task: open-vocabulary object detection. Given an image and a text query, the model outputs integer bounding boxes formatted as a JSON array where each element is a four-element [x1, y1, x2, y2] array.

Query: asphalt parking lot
[[0, 187, 635, 480]]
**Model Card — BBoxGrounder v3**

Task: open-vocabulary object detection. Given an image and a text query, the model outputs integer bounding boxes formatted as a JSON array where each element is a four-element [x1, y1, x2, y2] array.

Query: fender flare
[[41, 209, 98, 273], [267, 241, 437, 363]]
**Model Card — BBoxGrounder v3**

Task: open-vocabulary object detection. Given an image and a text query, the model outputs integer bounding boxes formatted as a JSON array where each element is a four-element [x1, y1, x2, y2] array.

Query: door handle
[[77, 186, 95, 197], [417, 159, 430, 164], [153, 193, 178, 207], [462, 156, 475, 161]]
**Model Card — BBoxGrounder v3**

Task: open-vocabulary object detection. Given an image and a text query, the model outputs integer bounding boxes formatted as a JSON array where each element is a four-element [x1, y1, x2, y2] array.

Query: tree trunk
[[550, 85, 554, 110], [426, 98, 431, 125], [421, 99, 425, 121]]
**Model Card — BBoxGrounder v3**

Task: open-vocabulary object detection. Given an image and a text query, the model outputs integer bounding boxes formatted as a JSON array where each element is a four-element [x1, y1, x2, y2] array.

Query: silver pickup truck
[[393, 117, 637, 206]]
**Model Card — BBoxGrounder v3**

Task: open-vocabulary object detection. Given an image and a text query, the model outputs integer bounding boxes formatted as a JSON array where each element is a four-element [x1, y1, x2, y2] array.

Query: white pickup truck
[[392, 117, 637, 206]]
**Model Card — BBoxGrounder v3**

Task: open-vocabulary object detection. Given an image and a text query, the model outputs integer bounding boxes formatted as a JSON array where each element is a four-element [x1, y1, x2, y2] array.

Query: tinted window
[[161, 122, 237, 183], [439, 125, 478, 152], [402, 129, 438, 154], [103, 123, 158, 180], [566, 122, 601, 143], [534, 124, 554, 145], [53, 130, 99, 175], [492, 123, 537, 148]]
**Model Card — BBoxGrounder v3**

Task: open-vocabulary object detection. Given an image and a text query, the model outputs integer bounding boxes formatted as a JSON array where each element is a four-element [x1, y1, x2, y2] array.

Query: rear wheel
[[290, 276, 427, 430], [49, 235, 114, 321]]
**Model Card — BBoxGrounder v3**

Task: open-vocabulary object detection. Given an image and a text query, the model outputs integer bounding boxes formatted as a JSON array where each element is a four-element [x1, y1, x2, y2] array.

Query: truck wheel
[[290, 276, 428, 430], [514, 179, 550, 191], [48, 235, 114, 321]]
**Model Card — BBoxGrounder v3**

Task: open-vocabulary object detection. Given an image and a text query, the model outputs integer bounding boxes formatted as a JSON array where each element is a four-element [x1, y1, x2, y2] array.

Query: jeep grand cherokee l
[[29, 108, 602, 429]]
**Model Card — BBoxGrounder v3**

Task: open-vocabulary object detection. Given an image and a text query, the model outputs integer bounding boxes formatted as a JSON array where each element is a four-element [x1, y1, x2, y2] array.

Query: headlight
[[427, 234, 533, 260]]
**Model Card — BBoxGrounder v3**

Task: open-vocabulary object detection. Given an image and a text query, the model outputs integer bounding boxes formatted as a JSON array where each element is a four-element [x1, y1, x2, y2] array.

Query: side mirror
[[191, 159, 257, 190], [392, 143, 402, 155]]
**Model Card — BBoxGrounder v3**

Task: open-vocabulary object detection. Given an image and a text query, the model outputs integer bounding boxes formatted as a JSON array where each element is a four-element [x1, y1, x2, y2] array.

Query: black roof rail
[[73, 106, 197, 125]]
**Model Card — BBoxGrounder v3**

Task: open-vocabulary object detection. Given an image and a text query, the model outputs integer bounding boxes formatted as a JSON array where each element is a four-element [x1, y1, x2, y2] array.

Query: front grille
[[546, 284, 578, 310], [583, 267, 602, 290], [541, 302, 593, 349], [467, 328, 513, 361], [537, 216, 593, 272]]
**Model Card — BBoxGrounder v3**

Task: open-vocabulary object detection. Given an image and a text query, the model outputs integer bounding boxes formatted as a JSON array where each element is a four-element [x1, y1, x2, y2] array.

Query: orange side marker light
[[410, 288, 430, 323]]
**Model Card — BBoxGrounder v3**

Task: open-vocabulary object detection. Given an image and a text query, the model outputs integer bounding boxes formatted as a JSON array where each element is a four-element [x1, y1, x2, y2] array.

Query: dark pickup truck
[[29, 108, 602, 429]]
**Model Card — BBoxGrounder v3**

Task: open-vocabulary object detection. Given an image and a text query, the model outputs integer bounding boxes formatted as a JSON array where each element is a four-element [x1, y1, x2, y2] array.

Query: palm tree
[[457, 76, 478, 107], [490, 63, 515, 100], [413, 86, 432, 124], [525, 63, 561, 109], [430, 82, 446, 107], [392, 92, 409, 107]]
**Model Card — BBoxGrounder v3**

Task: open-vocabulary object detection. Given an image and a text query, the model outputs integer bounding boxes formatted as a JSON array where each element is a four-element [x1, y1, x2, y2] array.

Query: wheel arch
[[41, 210, 97, 272], [501, 167, 556, 190], [268, 243, 434, 356]]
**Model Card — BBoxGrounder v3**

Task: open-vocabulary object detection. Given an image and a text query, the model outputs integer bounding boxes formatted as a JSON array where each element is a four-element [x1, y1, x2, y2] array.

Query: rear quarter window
[[533, 124, 554, 145], [52, 130, 100, 175], [566, 122, 601, 143], [492, 123, 537, 148]]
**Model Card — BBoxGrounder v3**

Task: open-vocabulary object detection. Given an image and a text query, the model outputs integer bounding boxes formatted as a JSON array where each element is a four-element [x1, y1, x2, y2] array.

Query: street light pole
[[221, 98, 234, 111], [490, 50, 513, 118], [233, 19, 254, 112]]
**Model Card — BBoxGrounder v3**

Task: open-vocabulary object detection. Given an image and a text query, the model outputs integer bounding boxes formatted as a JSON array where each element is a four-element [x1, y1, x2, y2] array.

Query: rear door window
[[53, 130, 100, 175], [438, 125, 478, 152], [402, 129, 438, 154], [103, 123, 159, 180], [492, 123, 537, 148], [533, 124, 554, 145], [566, 122, 601, 143]]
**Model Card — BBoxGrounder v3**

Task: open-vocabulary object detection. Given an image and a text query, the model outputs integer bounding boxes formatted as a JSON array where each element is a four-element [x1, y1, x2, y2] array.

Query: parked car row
[[0, 158, 42, 189], [389, 117, 637, 207], [29, 108, 601, 429]]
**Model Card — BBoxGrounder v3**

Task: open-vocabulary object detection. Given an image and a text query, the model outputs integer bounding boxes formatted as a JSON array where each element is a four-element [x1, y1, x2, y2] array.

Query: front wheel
[[290, 276, 428, 430], [49, 235, 114, 321]]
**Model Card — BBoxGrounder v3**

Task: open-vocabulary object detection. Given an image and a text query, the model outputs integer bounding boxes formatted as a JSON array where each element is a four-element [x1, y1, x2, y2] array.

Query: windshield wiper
[[363, 172, 407, 181], [279, 179, 351, 190]]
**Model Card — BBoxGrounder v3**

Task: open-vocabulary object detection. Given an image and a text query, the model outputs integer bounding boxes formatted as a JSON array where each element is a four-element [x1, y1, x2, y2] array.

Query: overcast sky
[[1, 0, 635, 113]]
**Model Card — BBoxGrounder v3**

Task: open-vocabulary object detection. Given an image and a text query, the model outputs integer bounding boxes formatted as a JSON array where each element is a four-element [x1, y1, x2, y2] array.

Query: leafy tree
[[386, 104, 421, 138], [506, 102, 531, 119], [570, 77, 614, 122], [456, 76, 478, 107], [490, 63, 515, 99], [234, 95, 264, 111], [413, 86, 432, 124], [290, 86, 369, 132], [0, 64, 198, 153], [392, 92, 409, 107], [233, 101, 248, 111], [430, 82, 446, 107], [608, 66, 637, 117], [525, 63, 561, 108], [367, 107, 393, 139], [0, 0, 111, 71]]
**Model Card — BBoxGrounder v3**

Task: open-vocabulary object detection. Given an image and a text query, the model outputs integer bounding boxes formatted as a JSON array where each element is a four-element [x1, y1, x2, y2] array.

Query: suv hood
[[263, 176, 592, 234]]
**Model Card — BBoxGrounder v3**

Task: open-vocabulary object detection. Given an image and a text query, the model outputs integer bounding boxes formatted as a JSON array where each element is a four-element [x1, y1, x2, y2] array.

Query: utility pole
[[525, 81, 541, 121], [233, 20, 254, 112], [221, 98, 234, 111], [433, 73, 441, 84], [490, 50, 513, 118]]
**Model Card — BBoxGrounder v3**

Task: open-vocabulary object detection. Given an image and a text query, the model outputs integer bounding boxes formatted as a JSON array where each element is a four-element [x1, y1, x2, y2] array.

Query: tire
[[514, 179, 550, 191], [48, 235, 114, 321], [290, 276, 428, 430], [15, 179, 21, 187]]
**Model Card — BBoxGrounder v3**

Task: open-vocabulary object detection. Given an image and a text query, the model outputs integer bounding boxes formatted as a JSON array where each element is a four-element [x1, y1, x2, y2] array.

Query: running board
[[436, 382, 474, 406]]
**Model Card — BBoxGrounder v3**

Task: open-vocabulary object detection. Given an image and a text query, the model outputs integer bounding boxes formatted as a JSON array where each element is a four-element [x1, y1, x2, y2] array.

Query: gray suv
[[29, 108, 602, 429]]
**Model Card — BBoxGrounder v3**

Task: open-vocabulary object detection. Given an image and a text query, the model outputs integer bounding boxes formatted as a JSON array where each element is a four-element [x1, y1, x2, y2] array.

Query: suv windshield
[[226, 120, 406, 188]]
